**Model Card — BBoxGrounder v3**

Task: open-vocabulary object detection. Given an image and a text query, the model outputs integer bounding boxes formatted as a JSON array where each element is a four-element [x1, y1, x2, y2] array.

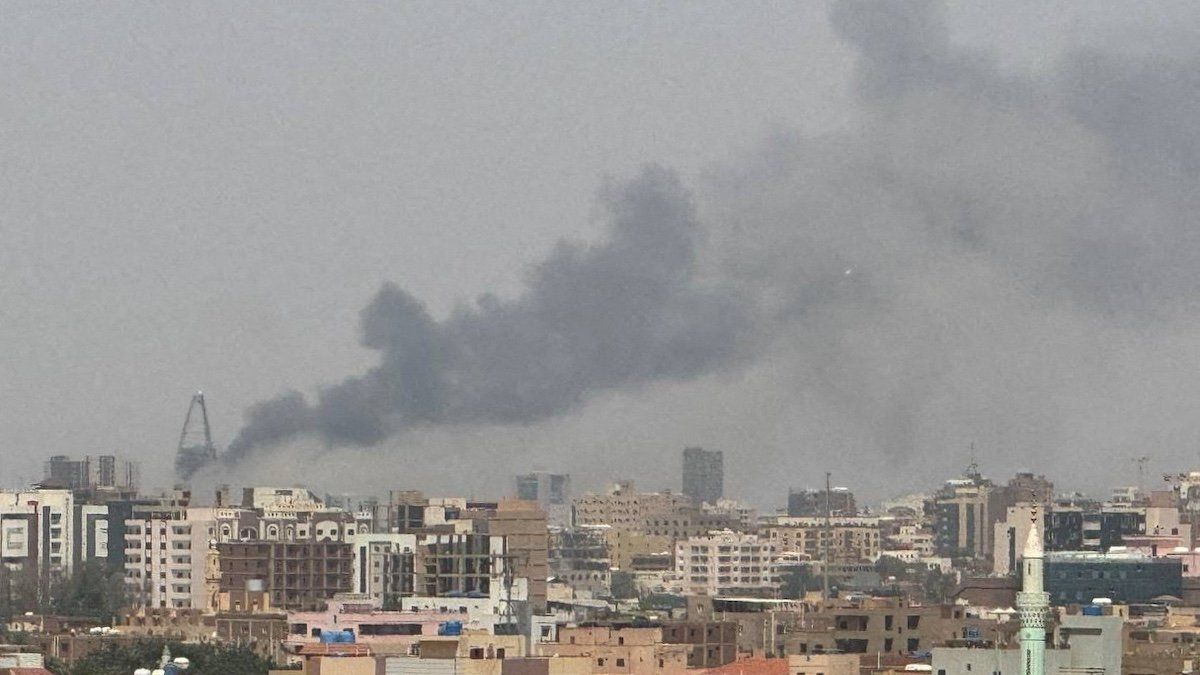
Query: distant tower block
[[175, 391, 217, 481], [682, 447, 723, 505]]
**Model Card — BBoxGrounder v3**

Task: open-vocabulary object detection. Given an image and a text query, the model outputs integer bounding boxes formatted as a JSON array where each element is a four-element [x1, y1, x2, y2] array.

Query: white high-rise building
[[123, 504, 216, 610]]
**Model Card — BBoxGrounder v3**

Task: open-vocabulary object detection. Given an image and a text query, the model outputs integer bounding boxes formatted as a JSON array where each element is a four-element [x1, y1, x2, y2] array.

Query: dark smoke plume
[[222, 166, 745, 464], [223, 0, 1200, 496]]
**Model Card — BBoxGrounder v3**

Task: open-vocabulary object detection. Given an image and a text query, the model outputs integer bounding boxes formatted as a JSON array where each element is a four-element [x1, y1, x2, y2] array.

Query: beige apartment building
[[487, 499, 549, 613], [674, 530, 780, 596], [572, 481, 692, 530], [604, 528, 673, 570], [762, 517, 882, 563], [548, 626, 688, 673]]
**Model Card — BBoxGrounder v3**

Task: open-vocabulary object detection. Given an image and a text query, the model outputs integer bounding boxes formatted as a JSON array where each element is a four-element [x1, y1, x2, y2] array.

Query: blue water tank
[[319, 630, 338, 643], [1082, 605, 1102, 616], [337, 629, 356, 643], [438, 621, 463, 636]]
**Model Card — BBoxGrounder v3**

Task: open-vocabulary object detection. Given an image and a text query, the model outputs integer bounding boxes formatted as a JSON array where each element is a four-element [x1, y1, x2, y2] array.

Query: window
[[616, 658, 625, 667], [597, 659, 605, 667], [618, 636, 625, 645]]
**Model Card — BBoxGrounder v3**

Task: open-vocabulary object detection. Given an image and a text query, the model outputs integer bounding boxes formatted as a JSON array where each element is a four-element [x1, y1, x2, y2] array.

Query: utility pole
[[822, 471, 832, 603]]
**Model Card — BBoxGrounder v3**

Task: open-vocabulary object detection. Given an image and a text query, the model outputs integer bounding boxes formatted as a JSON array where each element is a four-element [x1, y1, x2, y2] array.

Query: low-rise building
[[545, 626, 689, 673]]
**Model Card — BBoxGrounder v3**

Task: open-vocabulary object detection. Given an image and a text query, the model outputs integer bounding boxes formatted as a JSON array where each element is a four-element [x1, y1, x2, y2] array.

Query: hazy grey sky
[[4, 2, 1200, 505]]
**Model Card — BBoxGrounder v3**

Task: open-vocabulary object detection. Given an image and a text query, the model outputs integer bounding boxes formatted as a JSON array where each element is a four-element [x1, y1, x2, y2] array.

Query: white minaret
[[1017, 503, 1048, 675]]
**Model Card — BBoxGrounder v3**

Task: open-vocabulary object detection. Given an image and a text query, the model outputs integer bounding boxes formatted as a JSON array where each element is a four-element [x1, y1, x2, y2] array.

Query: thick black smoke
[[222, 166, 745, 463], [223, 0, 1200, 495]]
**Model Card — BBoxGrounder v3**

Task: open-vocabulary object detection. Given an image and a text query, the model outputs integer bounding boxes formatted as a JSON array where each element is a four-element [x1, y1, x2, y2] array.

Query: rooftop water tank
[[1081, 605, 1102, 616]]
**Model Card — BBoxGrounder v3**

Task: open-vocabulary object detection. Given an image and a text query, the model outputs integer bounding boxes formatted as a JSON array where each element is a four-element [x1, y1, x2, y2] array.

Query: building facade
[[682, 447, 723, 506]]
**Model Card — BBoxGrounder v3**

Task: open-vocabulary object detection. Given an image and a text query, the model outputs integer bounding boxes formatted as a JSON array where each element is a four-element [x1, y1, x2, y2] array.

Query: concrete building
[[572, 482, 692, 530], [549, 527, 612, 597], [122, 502, 216, 610], [763, 517, 882, 563], [933, 471, 1003, 559], [0, 488, 108, 603], [604, 528, 673, 571], [218, 540, 353, 610], [661, 621, 737, 669], [682, 447, 723, 506], [349, 533, 416, 608], [992, 502, 1045, 576], [516, 472, 572, 527], [788, 488, 857, 518], [789, 653, 859, 675], [486, 499, 549, 614], [1042, 550, 1182, 605], [784, 599, 1004, 657], [931, 614, 1122, 675], [674, 530, 779, 596], [43, 455, 139, 497], [547, 626, 689, 673]]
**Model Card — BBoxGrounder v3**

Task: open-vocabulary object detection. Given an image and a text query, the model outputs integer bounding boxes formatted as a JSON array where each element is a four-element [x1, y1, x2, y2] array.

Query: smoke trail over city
[[219, 0, 1200, 494], [222, 167, 747, 464]]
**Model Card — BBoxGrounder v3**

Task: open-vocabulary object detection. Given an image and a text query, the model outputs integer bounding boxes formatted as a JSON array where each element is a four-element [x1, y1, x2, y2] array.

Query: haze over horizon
[[5, 1, 1200, 507]]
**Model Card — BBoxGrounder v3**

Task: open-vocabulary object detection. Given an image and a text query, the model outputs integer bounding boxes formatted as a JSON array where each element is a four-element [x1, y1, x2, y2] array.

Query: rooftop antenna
[[175, 391, 217, 482]]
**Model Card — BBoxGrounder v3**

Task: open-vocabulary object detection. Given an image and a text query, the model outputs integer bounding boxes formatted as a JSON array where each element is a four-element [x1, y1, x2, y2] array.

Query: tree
[[47, 560, 129, 621], [781, 566, 822, 599], [921, 568, 958, 604], [68, 640, 276, 675], [609, 571, 637, 600], [873, 555, 915, 581]]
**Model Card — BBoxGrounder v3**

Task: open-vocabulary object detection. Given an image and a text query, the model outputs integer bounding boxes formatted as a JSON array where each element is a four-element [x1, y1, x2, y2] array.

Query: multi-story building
[[788, 487, 857, 518], [932, 469, 1005, 559], [1046, 496, 1146, 552], [573, 482, 692, 530], [515, 472, 571, 526], [43, 455, 139, 497], [123, 502, 215, 610], [674, 530, 779, 596], [1042, 550, 1182, 605], [349, 533, 416, 608], [993, 502, 1044, 576], [0, 488, 111, 606], [784, 599, 1005, 656], [549, 526, 612, 597], [640, 508, 745, 539], [661, 621, 738, 669], [217, 540, 353, 610], [605, 528, 673, 571], [545, 626, 689, 673], [485, 499, 548, 614], [682, 447, 723, 506], [762, 517, 882, 563]]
